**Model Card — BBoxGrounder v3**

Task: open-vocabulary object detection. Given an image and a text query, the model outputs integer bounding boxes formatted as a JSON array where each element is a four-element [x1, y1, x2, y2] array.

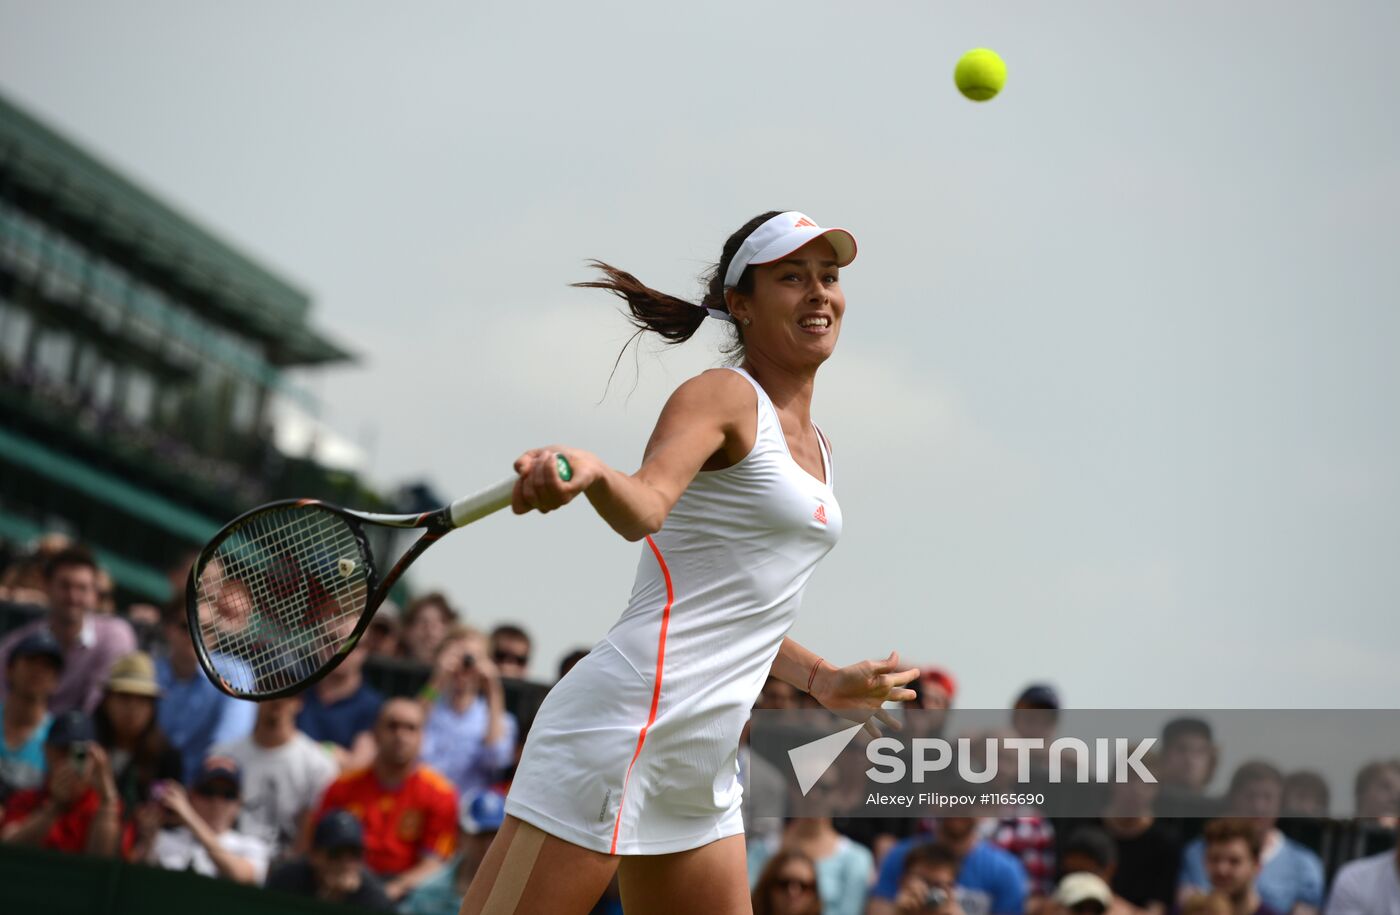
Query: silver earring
[[742, 317, 751, 327]]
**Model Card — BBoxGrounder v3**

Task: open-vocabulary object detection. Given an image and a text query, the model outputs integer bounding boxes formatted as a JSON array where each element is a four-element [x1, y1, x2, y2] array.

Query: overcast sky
[[3, 2, 1397, 708]]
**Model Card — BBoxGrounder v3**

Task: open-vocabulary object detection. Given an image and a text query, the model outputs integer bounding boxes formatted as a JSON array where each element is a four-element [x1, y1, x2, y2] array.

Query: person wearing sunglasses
[[147, 755, 270, 885], [753, 849, 824, 915]]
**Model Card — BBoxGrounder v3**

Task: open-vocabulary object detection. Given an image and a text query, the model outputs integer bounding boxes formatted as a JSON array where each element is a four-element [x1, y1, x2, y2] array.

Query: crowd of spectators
[[0, 534, 1397, 914]]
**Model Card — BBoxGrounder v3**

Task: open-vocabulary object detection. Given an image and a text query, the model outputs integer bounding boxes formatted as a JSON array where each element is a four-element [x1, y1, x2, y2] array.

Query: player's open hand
[[511, 446, 599, 514], [811, 651, 920, 738]]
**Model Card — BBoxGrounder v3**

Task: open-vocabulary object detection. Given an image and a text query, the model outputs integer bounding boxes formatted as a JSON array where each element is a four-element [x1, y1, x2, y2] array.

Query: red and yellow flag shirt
[[313, 765, 457, 875]]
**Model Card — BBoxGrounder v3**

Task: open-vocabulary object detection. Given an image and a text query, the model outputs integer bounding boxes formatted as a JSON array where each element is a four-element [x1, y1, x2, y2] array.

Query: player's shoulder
[[665, 367, 756, 412]]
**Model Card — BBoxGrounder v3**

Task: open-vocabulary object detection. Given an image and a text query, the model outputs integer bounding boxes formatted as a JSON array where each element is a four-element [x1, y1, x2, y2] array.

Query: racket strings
[[194, 505, 372, 695]]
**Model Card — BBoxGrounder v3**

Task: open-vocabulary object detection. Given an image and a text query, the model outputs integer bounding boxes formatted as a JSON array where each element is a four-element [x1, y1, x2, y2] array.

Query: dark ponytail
[[573, 211, 783, 359]]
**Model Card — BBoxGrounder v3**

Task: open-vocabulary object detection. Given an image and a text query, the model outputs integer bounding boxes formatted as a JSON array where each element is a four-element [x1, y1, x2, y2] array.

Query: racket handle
[[447, 453, 574, 528]]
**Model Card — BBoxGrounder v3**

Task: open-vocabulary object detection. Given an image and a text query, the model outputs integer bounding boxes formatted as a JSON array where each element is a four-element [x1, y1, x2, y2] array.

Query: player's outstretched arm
[[772, 637, 920, 738], [511, 369, 753, 541]]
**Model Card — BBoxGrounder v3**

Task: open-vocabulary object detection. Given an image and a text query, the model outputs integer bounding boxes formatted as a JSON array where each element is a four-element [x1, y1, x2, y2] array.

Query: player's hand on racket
[[512, 446, 595, 513], [811, 650, 920, 738]]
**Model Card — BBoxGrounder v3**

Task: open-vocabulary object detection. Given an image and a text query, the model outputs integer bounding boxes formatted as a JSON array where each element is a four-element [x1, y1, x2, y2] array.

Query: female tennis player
[[461, 211, 919, 914]]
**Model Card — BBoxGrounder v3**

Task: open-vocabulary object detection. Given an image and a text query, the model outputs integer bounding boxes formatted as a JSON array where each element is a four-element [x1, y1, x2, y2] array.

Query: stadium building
[[0, 90, 371, 606]]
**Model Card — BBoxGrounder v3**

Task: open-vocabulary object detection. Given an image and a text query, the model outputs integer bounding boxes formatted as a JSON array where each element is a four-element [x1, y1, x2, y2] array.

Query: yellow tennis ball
[[954, 48, 1007, 102]]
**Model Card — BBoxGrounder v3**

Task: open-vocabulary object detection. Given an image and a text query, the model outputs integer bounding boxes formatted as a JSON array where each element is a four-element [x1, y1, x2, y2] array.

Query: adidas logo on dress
[[813, 504, 827, 525]]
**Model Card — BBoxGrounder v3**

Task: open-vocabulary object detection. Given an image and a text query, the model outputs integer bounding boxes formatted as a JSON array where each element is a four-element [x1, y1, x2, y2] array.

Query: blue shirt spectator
[[1179, 829, 1324, 914], [296, 646, 383, 750], [0, 701, 51, 793], [155, 653, 255, 781], [421, 694, 516, 798], [872, 819, 1028, 915]]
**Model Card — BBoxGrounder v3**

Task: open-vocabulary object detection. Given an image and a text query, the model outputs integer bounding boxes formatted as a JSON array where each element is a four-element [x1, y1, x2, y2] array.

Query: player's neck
[[741, 356, 816, 420]]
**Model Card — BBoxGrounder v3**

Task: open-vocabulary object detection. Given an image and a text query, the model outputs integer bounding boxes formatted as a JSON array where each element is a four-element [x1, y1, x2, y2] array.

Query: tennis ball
[[954, 48, 1007, 102]]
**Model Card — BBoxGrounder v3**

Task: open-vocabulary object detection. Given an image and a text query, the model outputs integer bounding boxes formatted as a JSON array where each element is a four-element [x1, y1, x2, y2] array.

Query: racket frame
[[186, 465, 562, 701]]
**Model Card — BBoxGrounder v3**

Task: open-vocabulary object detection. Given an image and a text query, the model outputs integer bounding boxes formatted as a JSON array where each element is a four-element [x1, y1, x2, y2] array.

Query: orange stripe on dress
[[609, 535, 674, 854]]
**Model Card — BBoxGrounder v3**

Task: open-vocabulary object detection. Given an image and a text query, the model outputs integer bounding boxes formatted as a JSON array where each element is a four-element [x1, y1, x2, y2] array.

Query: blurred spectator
[[748, 816, 873, 915], [489, 624, 532, 680], [93, 568, 117, 615], [399, 593, 457, 666], [0, 710, 126, 856], [1180, 896, 1233, 915], [1154, 718, 1222, 822], [296, 638, 383, 773], [760, 674, 802, 712], [0, 546, 136, 714], [986, 816, 1056, 904], [147, 756, 271, 885], [557, 648, 589, 681], [93, 652, 182, 818], [1323, 842, 1400, 914], [421, 627, 516, 799], [0, 532, 71, 606], [1354, 759, 1400, 825], [401, 788, 507, 915], [918, 667, 957, 711], [360, 600, 401, 658], [266, 808, 394, 910], [740, 700, 787, 845], [1178, 764, 1324, 915], [1010, 683, 1059, 783], [492, 623, 550, 740], [1185, 818, 1279, 915], [868, 817, 1029, 915], [1056, 826, 1147, 915], [1280, 772, 1330, 819], [754, 848, 825, 915], [308, 697, 458, 902], [154, 601, 255, 782], [213, 696, 337, 852], [1100, 753, 1180, 915], [0, 631, 62, 795], [888, 841, 964, 915], [1048, 873, 1114, 915]]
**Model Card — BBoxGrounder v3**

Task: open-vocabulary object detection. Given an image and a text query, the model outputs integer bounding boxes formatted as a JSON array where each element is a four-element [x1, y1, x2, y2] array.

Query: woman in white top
[[462, 211, 918, 915]]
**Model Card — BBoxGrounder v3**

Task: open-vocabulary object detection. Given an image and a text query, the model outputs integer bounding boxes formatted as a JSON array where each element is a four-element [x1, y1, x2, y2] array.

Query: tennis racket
[[186, 454, 572, 700]]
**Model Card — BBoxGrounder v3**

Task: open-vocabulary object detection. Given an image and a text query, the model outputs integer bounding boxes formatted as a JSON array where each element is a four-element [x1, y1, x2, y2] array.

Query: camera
[[924, 886, 950, 909], [461, 653, 476, 670], [69, 740, 88, 769]]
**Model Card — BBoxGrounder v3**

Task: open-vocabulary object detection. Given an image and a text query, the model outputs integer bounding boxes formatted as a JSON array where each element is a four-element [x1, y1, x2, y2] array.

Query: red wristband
[[806, 657, 824, 693]]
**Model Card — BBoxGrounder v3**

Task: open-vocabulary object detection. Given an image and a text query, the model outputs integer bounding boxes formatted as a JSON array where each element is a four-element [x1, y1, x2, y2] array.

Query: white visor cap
[[722, 212, 857, 290]]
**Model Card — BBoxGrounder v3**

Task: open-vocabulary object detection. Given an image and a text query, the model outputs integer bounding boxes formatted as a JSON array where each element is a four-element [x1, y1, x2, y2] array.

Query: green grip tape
[[555, 453, 573, 482]]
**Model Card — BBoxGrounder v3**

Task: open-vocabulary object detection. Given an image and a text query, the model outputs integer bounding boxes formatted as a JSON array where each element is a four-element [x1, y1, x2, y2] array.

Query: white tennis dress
[[504, 366, 843, 854]]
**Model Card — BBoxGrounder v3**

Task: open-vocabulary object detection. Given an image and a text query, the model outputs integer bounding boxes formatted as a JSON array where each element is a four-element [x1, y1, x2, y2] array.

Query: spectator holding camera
[[0, 709, 125, 856], [0, 631, 63, 795], [890, 842, 965, 915], [420, 626, 516, 799], [147, 755, 271, 884], [869, 818, 1028, 915], [0, 546, 135, 715], [266, 808, 394, 910], [92, 652, 182, 835]]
